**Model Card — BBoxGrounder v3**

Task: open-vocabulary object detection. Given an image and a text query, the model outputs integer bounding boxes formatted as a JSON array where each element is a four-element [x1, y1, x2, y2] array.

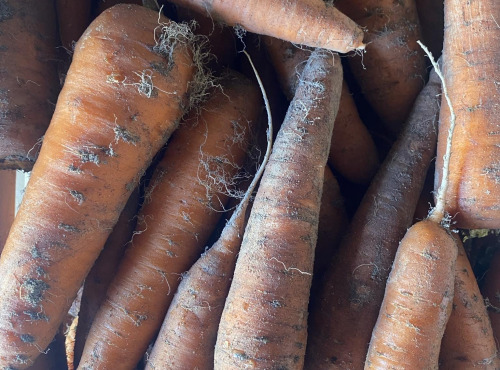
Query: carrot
[[214, 49, 343, 369], [334, 0, 427, 137], [433, 0, 500, 229], [263, 37, 380, 184], [0, 5, 202, 367], [146, 54, 270, 369], [56, 0, 93, 51], [482, 248, 500, 352], [0, 0, 60, 170], [94, 0, 142, 15], [78, 71, 261, 369], [72, 189, 140, 367], [439, 240, 499, 369], [305, 67, 441, 369], [168, 0, 365, 53], [364, 220, 457, 369], [0, 170, 16, 251], [26, 326, 68, 370]]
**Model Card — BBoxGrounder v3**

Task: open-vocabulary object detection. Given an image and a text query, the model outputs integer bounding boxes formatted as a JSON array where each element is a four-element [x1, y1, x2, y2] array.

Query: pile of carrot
[[0, 0, 498, 369]]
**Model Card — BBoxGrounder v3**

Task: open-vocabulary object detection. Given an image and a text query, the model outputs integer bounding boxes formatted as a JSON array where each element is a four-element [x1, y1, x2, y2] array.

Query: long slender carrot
[[146, 53, 271, 369], [439, 240, 499, 369], [433, 0, 500, 228], [364, 220, 457, 369], [0, 5, 201, 367], [305, 67, 441, 369], [72, 189, 140, 367], [214, 49, 343, 369], [0, 0, 60, 170], [334, 0, 427, 137], [263, 37, 379, 184], [168, 0, 365, 53], [78, 71, 261, 369], [0, 170, 16, 251]]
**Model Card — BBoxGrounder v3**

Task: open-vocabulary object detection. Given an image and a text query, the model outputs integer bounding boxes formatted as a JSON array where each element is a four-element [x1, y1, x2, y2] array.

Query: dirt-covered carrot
[[214, 49, 343, 369], [306, 67, 441, 369], [334, 0, 427, 137], [364, 220, 457, 369], [72, 189, 140, 367], [0, 170, 16, 251], [0, 0, 60, 170], [439, 240, 499, 369], [168, 0, 365, 53], [78, 71, 260, 369], [434, 0, 500, 229], [482, 248, 500, 352], [56, 0, 93, 51], [146, 55, 269, 369], [263, 37, 379, 184], [0, 4, 203, 367]]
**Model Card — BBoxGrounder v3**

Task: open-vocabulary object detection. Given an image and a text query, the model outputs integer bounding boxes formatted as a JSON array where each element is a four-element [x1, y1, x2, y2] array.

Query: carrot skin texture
[[334, 0, 427, 137], [169, 0, 364, 53], [72, 189, 140, 367], [0, 5, 195, 367], [214, 50, 343, 369], [305, 68, 441, 369], [482, 248, 500, 353], [434, 0, 500, 229], [365, 220, 457, 369], [439, 240, 499, 369], [263, 37, 379, 184], [78, 73, 260, 369], [0, 0, 60, 170]]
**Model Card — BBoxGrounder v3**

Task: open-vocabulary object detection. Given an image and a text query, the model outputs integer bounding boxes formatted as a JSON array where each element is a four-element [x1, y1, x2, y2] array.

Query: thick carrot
[[168, 0, 365, 53], [0, 0, 60, 170], [146, 55, 270, 369], [0, 170, 16, 251], [0, 5, 200, 367], [263, 37, 380, 184], [78, 71, 260, 369], [482, 248, 500, 352], [334, 0, 427, 137], [214, 50, 343, 369], [364, 220, 457, 369], [72, 189, 140, 367], [433, 0, 500, 229], [439, 240, 499, 369], [305, 68, 441, 369]]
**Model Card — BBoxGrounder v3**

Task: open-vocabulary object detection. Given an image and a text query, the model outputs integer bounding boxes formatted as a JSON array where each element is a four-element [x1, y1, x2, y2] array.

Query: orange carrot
[[78, 71, 260, 369], [434, 0, 500, 228], [439, 240, 499, 369], [72, 189, 140, 367], [146, 55, 270, 369], [214, 50, 343, 369], [168, 0, 365, 53], [0, 170, 16, 251], [334, 0, 427, 137], [263, 37, 379, 184], [364, 220, 457, 369], [0, 0, 60, 170], [306, 67, 441, 369], [0, 5, 201, 367]]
